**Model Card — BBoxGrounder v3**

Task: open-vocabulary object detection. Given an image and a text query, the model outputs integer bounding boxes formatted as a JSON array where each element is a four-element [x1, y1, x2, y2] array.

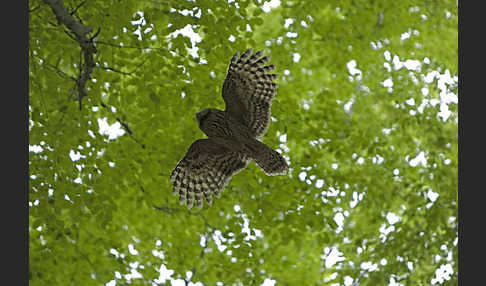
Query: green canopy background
[[29, 0, 457, 285]]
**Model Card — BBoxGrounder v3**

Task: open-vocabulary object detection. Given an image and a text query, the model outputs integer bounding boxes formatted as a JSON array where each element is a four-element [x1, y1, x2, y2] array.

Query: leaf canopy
[[29, 0, 457, 285]]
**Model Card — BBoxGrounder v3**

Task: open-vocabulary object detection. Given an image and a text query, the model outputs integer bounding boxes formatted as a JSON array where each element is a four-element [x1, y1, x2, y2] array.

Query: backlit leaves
[[29, 0, 457, 285]]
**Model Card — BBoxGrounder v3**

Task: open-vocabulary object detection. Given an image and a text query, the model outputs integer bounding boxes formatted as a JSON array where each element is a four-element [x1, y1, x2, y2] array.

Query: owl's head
[[195, 108, 212, 124], [195, 108, 227, 137]]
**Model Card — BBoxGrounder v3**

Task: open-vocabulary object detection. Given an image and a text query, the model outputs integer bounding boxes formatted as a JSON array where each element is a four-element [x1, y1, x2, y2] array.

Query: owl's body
[[170, 49, 288, 209]]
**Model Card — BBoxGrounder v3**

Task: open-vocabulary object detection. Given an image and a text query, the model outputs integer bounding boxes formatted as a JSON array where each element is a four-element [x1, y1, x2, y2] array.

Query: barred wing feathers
[[222, 49, 279, 139], [170, 139, 249, 209]]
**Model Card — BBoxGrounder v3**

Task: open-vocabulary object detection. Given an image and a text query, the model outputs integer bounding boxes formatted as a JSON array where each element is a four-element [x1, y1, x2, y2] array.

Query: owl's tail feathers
[[250, 140, 289, 176]]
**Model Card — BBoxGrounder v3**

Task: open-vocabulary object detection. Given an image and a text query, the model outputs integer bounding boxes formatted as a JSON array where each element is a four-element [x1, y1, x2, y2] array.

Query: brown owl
[[170, 49, 288, 209]]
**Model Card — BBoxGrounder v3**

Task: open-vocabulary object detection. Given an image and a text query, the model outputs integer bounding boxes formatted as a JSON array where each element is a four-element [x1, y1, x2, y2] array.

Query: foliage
[[29, 0, 457, 285]]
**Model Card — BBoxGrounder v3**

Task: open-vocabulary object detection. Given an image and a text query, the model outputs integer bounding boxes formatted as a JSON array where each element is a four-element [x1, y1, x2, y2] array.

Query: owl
[[170, 49, 288, 209]]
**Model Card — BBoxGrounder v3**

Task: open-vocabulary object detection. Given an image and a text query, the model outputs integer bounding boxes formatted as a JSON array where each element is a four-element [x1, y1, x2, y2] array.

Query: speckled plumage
[[170, 49, 288, 209]]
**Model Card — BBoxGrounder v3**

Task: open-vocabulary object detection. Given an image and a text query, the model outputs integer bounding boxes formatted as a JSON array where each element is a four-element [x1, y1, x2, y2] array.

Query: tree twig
[[32, 54, 77, 81], [99, 66, 134, 76], [184, 225, 215, 285], [69, 0, 87, 16], [99, 100, 146, 148], [153, 205, 177, 214], [96, 40, 169, 53]]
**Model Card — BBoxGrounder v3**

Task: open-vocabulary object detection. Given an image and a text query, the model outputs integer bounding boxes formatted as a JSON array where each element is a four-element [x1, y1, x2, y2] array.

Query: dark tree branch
[[42, 0, 98, 110], [42, 0, 92, 41], [116, 118, 133, 135], [69, 0, 87, 16], [90, 27, 101, 41]]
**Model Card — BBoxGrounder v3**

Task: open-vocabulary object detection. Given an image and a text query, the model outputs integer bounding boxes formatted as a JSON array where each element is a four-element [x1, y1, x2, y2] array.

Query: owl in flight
[[170, 49, 288, 209]]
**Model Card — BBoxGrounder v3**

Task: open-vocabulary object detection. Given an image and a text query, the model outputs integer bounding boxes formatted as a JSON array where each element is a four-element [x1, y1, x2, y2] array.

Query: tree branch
[[42, 0, 98, 110]]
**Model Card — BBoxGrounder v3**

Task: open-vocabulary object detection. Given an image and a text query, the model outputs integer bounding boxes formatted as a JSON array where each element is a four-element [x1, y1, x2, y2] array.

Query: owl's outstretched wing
[[170, 139, 250, 209], [222, 49, 279, 139]]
